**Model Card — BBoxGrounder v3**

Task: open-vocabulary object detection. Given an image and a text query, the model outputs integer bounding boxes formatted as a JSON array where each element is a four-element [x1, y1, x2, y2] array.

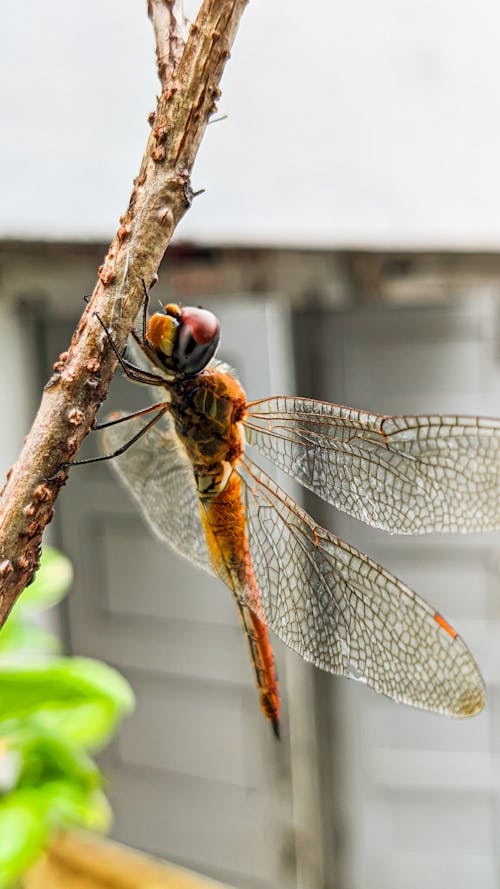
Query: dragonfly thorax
[[170, 367, 247, 498]]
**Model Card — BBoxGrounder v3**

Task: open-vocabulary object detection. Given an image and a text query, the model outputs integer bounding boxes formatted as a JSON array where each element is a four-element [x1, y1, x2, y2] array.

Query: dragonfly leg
[[92, 400, 170, 431], [129, 280, 164, 367], [61, 406, 169, 469], [140, 278, 150, 344], [94, 310, 166, 387]]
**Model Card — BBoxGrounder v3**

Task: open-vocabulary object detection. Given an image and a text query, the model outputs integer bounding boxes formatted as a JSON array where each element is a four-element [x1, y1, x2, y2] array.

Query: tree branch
[[148, 0, 189, 87], [0, 0, 248, 623]]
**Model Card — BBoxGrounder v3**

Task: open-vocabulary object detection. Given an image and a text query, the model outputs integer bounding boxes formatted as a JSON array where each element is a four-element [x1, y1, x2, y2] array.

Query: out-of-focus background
[[2, 2, 500, 888]]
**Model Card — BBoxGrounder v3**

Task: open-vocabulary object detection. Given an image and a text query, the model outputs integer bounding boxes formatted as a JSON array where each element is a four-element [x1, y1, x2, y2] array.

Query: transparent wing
[[104, 413, 214, 575], [235, 455, 485, 717], [245, 396, 500, 534]]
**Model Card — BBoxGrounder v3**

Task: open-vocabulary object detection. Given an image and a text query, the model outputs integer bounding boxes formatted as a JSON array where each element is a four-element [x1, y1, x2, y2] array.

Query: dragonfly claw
[[43, 465, 69, 483]]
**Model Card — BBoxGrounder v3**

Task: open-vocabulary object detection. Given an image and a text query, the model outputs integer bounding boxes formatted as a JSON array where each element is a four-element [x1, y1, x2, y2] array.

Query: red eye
[[173, 307, 220, 375], [180, 307, 220, 345]]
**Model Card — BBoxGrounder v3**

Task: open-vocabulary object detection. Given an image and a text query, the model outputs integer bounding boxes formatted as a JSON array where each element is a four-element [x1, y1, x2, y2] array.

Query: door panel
[[309, 298, 500, 889]]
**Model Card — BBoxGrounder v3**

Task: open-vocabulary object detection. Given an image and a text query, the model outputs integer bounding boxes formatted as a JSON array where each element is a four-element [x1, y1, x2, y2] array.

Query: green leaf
[[0, 790, 49, 888], [56, 659, 135, 717], [16, 547, 73, 613], [0, 618, 61, 660], [41, 781, 112, 833], [0, 782, 111, 888], [12, 728, 100, 791], [34, 700, 126, 749], [0, 546, 133, 886], [0, 547, 71, 659], [0, 659, 134, 749]]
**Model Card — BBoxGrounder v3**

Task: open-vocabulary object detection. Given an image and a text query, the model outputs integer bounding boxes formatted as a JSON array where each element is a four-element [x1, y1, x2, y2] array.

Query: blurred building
[[2, 3, 500, 888]]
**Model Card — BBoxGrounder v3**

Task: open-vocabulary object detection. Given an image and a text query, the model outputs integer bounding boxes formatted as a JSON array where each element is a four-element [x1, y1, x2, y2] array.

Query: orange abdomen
[[172, 368, 281, 735], [200, 470, 281, 735]]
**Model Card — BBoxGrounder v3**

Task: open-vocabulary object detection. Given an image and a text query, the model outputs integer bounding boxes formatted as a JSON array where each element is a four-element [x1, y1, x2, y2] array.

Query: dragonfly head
[[146, 304, 220, 376]]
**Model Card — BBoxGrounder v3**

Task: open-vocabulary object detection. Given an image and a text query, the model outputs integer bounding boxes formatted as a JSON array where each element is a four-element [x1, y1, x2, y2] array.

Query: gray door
[[51, 298, 298, 889], [301, 296, 500, 889], [49, 290, 500, 889]]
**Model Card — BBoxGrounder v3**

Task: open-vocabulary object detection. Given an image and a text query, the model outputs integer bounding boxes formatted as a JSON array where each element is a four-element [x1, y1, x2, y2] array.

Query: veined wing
[[104, 413, 214, 575], [235, 455, 484, 717], [103, 411, 484, 716], [245, 396, 500, 534]]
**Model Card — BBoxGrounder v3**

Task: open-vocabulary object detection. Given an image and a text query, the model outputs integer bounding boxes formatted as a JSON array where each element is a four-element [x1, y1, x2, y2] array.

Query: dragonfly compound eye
[[173, 307, 220, 375]]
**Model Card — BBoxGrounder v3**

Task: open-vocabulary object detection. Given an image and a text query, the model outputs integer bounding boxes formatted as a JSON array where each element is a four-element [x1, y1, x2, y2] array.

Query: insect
[[85, 287, 500, 736]]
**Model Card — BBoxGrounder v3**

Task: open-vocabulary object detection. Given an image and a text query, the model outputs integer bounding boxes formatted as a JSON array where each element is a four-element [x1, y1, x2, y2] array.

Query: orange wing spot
[[434, 612, 458, 638]]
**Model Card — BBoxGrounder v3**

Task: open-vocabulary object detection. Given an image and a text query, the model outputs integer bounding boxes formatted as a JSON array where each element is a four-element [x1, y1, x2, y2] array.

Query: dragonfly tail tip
[[271, 716, 281, 740]]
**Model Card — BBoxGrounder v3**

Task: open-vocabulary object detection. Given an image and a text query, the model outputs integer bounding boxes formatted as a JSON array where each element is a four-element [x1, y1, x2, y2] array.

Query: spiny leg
[[94, 310, 166, 387], [140, 278, 150, 344], [64, 406, 169, 468], [93, 400, 170, 431], [130, 279, 159, 364]]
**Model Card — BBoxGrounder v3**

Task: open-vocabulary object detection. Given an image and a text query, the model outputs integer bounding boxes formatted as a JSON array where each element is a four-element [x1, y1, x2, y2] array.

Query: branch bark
[[0, 0, 248, 623]]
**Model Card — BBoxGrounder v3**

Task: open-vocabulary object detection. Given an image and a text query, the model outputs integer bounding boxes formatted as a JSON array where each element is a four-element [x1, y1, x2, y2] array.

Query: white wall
[[2, 0, 500, 247], [0, 309, 37, 481]]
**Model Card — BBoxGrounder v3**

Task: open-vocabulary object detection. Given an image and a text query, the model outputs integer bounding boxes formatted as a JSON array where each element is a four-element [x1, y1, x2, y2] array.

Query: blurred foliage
[[0, 547, 134, 888]]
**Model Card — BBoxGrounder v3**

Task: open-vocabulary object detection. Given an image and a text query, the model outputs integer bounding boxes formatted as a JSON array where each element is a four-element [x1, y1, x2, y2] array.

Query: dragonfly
[[85, 287, 500, 737]]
